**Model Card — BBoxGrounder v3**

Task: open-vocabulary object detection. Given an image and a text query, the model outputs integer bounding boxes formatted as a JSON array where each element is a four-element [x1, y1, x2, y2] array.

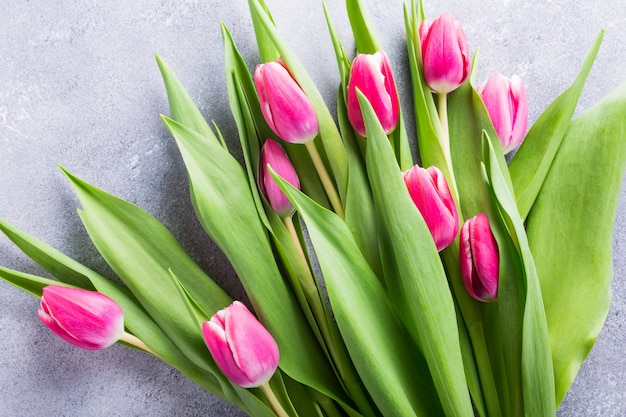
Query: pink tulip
[[419, 13, 471, 94], [347, 50, 400, 136], [202, 301, 279, 388], [404, 165, 458, 251], [38, 285, 124, 350], [477, 73, 529, 154], [259, 139, 300, 217], [460, 214, 499, 302], [254, 60, 319, 144]]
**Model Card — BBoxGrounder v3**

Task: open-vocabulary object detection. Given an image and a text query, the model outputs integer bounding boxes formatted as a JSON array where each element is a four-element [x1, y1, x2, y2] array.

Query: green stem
[[119, 331, 162, 360], [437, 92, 460, 205], [259, 383, 291, 417], [304, 140, 345, 219]]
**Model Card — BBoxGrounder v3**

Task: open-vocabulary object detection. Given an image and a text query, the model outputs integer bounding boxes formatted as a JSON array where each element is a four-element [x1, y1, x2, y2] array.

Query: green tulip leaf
[[62, 168, 233, 374], [346, 0, 381, 54], [510, 31, 603, 219], [483, 135, 556, 417], [0, 266, 59, 297], [358, 91, 474, 417], [272, 171, 443, 417], [525, 81, 626, 404], [160, 116, 350, 406]]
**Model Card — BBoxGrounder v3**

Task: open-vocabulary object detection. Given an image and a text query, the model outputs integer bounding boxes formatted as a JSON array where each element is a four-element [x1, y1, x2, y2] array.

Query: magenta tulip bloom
[[419, 13, 471, 94], [477, 73, 529, 154], [38, 285, 124, 350], [254, 60, 318, 144], [404, 165, 458, 251], [259, 139, 300, 217], [202, 301, 279, 388], [347, 50, 400, 136], [460, 214, 499, 302]]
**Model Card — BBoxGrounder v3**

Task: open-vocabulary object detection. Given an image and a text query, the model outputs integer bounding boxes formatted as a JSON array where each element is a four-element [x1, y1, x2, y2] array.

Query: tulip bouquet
[[1, 0, 625, 416]]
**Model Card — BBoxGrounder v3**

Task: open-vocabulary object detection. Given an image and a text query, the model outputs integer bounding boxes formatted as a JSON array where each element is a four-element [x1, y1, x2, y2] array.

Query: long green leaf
[[273, 172, 443, 417], [359, 92, 473, 417], [483, 136, 555, 417], [160, 116, 348, 405], [509, 32, 603, 219], [0, 266, 59, 297], [525, 81, 626, 404], [346, 0, 381, 54]]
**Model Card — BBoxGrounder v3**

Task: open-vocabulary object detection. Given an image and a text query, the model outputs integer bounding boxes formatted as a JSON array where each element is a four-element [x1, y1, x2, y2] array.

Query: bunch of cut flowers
[[1, 0, 625, 416]]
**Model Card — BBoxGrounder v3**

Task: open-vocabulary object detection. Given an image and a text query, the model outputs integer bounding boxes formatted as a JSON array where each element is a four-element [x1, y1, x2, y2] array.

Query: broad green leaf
[[525, 81, 626, 404], [160, 116, 348, 405], [359, 92, 473, 416], [156, 55, 215, 141], [247, 0, 280, 62], [0, 266, 59, 297], [62, 168, 231, 374], [248, 0, 349, 203], [483, 136, 556, 417], [273, 173, 443, 417], [510, 32, 603, 219], [346, 0, 381, 54], [449, 81, 510, 219]]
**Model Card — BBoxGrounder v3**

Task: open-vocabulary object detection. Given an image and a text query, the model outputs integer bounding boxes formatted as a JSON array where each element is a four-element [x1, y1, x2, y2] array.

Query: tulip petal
[[226, 301, 279, 388], [202, 320, 252, 387], [254, 61, 319, 144], [38, 286, 124, 350]]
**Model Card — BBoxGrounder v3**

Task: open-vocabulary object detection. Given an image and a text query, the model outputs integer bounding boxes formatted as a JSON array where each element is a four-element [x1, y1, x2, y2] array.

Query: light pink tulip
[[38, 285, 124, 350], [347, 50, 400, 136], [460, 213, 499, 302], [202, 301, 279, 388], [419, 13, 471, 94], [259, 139, 300, 217], [254, 60, 318, 144], [404, 165, 458, 251], [477, 73, 529, 154]]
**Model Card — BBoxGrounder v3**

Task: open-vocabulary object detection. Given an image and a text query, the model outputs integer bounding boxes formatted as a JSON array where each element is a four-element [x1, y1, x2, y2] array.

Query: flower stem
[[119, 331, 162, 360], [436, 92, 460, 204], [259, 383, 291, 417], [304, 140, 345, 219]]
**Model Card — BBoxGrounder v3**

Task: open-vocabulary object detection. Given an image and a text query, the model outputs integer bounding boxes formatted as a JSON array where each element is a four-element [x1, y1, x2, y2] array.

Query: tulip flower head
[[254, 60, 319, 144], [347, 50, 400, 136], [259, 139, 300, 217], [419, 13, 471, 94], [38, 285, 124, 350], [202, 301, 279, 388], [404, 164, 459, 251], [478, 73, 529, 154], [460, 213, 499, 302]]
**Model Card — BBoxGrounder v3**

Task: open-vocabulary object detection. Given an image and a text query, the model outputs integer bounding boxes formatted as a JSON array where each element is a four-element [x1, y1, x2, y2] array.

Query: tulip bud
[[202, 301, 279, 388], [419, 13, 471, 94], [404, 165, 458, 251], [347, 50, 400, 136], [477, 73, 529, 154], [259, 139, 300, 217], [254, 60, 319, 144], [460, 213, 499, 302], [38, 285, 124, 350]]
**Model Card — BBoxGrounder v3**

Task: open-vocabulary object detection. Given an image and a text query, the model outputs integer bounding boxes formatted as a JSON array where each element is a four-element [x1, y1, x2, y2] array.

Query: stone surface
[[0, 0, 625, 415]]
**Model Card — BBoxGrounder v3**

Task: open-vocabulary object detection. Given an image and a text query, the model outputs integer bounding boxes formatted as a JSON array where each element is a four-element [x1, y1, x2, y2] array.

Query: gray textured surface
[[0, 0, 625, 416]]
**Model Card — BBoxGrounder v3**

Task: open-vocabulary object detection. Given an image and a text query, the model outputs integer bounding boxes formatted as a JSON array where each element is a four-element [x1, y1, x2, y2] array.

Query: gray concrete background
[[0, 0, 625, 415]]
